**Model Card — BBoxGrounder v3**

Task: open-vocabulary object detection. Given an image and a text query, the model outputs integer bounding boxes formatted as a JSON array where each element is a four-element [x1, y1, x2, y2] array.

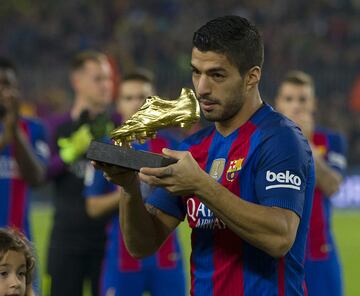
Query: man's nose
[[196, 75, 211, 97]]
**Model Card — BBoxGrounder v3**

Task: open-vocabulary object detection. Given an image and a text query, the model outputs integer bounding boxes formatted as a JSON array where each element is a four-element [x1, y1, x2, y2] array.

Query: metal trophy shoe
[[110, 88, 200, 146], [86, 88, 200, 171]]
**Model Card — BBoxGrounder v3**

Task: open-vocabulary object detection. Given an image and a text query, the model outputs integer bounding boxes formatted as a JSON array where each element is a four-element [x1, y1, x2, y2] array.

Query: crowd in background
[[0, 0, 359, 165]]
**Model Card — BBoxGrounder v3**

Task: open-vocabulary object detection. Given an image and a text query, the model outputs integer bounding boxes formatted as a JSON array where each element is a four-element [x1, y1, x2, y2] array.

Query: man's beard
[[200, 95, 244, 123]]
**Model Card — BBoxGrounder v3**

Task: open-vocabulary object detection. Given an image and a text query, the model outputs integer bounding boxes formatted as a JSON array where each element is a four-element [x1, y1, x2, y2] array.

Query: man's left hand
[[139, 148, 206, 196]]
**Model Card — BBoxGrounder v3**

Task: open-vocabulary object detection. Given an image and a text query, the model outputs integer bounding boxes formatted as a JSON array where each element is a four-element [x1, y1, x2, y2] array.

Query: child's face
[[0, 251, 26, 296]]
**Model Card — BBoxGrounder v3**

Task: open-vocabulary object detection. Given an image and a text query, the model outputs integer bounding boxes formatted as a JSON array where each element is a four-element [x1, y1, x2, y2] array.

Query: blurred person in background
[[0, 57, 49, 295], [84, 70, 186, 296], [46, 51, 114, 296], [275, 71, 347, 296]]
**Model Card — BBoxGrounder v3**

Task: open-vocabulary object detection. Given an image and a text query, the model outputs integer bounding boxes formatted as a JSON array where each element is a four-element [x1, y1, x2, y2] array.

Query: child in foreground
[[0, 228, 35, 296]]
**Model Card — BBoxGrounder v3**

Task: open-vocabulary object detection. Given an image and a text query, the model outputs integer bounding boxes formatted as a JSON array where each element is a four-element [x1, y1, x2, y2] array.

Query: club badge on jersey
[[226, 158, 244, 182]]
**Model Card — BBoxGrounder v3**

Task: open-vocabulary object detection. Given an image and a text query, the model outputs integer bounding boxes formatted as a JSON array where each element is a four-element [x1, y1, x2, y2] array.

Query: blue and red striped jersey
[[84, 131, 183, 273], [0, 117, 49, 238], [306, 128, 346, 260], [147, 103, 315, 296]]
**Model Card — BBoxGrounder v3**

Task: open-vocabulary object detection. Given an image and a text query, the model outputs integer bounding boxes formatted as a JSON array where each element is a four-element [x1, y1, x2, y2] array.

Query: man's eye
[[285, 96, 293, 102], [213, 73, 224, 78], [192, 69, 200, 75], [212, 73, 226, 81]]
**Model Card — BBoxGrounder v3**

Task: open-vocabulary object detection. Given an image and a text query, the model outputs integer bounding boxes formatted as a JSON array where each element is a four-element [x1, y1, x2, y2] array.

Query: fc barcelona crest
[[226, 158, 244, 182]]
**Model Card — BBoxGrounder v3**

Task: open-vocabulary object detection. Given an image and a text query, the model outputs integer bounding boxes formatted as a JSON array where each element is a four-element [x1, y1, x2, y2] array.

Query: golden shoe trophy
[[87, 88, 200, 170]]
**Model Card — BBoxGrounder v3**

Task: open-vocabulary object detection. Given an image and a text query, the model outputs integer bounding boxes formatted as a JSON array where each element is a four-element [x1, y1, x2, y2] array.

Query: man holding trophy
[[90, 16, 315, 295]]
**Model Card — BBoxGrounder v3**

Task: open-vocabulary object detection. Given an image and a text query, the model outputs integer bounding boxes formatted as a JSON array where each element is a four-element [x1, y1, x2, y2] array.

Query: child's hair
[[0, 228, 35, 285]]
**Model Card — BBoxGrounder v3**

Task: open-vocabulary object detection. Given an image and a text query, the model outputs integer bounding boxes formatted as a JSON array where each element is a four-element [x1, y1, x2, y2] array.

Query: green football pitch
[[31, 206, 360, 295]]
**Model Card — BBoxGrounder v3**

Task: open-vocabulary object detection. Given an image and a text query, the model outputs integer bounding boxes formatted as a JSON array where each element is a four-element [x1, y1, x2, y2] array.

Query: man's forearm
[[95, 162, 181, 258], [13, 127, 45, 186], [119, 180, 171, 258], [196, 175, 299, 258]]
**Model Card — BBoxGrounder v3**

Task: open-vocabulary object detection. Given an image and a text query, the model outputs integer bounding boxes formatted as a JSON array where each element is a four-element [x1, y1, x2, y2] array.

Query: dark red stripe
[[187, 129, 216, 296], [188, 129, 216, 170], [149, 137, 169, 154], [278, 257, 285, 296], [118, 236, 141, 271], [9, 179, 26, 229], [9, 121, 30, 230], [213, 121, 256, 296], [308, 132, 329, 260], [157, 233, 177, 268]]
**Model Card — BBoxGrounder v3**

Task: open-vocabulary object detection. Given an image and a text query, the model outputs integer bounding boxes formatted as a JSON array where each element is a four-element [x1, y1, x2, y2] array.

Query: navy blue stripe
[[193, 129, 239, 295]]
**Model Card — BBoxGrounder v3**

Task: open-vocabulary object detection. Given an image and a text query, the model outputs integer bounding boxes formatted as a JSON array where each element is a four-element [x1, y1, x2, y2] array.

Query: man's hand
[[91, 161, 139, 191], [139, 148, 206, 196]]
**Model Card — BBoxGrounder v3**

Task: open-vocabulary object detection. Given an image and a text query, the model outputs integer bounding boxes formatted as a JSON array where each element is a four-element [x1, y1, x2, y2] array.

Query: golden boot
[[111, 88, 200, 146]]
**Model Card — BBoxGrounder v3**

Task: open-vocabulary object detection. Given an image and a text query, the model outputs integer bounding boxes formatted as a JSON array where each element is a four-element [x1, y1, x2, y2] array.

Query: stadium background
[[1, 0, 360, 295]]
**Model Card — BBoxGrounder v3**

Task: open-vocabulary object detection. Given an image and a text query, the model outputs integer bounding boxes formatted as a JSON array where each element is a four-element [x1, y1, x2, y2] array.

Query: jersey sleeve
[[83, 163, 117, 198], [146, 187, 186, 220], [327, 133, 347, 176], [254, 126, 314, 217], [29, 120, 50, 166], [145, 140, 190, 221]]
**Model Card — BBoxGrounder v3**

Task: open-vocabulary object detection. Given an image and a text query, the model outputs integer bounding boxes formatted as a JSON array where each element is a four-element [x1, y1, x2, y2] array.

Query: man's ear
[[245, 66, 261, 91]]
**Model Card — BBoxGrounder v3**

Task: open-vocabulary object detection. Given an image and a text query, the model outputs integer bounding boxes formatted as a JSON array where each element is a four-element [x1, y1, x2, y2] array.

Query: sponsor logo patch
[[265, 170, 301, 190], [186, 198, 226, 230]]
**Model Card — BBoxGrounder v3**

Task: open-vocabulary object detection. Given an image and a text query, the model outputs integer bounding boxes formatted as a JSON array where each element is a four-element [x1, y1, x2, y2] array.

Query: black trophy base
[[86, 140, 177, 171]]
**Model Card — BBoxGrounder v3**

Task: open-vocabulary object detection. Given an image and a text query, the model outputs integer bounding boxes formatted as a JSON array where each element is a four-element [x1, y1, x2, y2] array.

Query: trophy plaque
[[86, 88, 200, 171]]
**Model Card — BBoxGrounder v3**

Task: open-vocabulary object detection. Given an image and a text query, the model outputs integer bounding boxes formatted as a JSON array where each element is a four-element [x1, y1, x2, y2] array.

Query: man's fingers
[[139, 172, 159, 185], [162, 148, 188, 160], [91, 160, 109, 170], [139, 172, 172, 186], [140, 165, 174, 178]]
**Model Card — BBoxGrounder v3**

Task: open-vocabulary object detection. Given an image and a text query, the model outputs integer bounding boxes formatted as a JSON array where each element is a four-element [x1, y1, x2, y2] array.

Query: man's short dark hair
[[71, 50, 106, 72], [282, 70, 314, 89], [122, 69, 154, 85], [193, 15, 264, 75], [0, 57, 17, 73]]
